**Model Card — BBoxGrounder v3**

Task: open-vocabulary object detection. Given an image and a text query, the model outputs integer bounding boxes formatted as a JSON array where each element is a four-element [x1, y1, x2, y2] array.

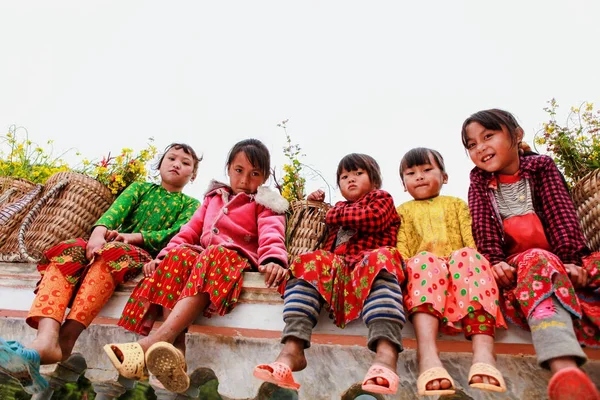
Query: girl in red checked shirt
[[254, 153, 406, 396], [463, 109, 600, 400], [397, 147, 506, 396], [102, 139, 290, 394]]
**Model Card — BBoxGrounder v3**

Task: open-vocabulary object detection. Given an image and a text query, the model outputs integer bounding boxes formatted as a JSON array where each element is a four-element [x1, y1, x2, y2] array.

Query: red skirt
[[282, 246, 405, 328]]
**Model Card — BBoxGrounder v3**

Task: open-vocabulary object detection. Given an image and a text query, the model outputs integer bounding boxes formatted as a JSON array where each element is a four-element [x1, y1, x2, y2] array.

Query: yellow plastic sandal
[[416, 367, 456, 396], [145, 342, 189, 394], [103, 342, 148, 380], [468, 363, 507, 393]]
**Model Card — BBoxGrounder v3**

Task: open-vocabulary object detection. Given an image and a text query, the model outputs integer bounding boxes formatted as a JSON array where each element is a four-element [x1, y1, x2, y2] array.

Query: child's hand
[[491, 262, 516, 288], [307, 189, 325, 202], [114, 232, 143, 246], [143, 259, 161, 278], [258, 262, 288, 288], [565, 263, 589, 288]]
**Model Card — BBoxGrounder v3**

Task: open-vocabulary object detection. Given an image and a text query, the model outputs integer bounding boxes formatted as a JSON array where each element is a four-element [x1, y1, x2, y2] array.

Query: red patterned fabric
[[282, 247, 404, 328], [36, 238, 152, 286], [468, 155, 589, 266], [119, 245, 249, 335], [404, 248, 506, 337], [501, 249, 600, 347], [321, 190, 400, 266]]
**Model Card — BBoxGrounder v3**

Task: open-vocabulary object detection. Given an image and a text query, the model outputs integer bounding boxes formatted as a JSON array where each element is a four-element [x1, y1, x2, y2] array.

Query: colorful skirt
[[503, 248, 600, 348], [37, 238, 151, 288], [404, 248, 506, 336], [282, 246, 405, 328], [118, 245, 250, 335]]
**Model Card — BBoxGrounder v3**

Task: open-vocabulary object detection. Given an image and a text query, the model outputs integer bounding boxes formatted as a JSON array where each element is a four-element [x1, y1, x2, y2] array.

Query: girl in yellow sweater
[[397, 147, 506, 396]]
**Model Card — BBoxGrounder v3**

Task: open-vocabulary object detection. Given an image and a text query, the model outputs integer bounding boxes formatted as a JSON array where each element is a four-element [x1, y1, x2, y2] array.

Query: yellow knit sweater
[[396, 195, 476, 259]]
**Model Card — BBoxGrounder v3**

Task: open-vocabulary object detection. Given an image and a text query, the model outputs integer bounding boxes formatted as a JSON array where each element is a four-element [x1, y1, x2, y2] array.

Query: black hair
[[461, 109, 522, 149], [226, 139, 271, 179], [157, 143, 202, 175], [336, 153, 382, 189], [399, 147, 446, 182]]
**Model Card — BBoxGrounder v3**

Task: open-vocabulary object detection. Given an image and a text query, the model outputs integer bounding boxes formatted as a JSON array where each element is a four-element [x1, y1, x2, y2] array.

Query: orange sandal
[[253, 362, 300, 390], [361, 364, 400, 395], [103, 342, 148, 381], [145, 342, 189, 394]]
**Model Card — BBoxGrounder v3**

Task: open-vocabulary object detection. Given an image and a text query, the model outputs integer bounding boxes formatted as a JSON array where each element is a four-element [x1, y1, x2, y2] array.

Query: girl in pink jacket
[[104, 139, 289, 393]]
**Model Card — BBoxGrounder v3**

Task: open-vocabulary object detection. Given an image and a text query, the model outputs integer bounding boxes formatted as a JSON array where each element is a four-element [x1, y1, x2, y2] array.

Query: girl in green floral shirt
[[0, 143, 200, 395]]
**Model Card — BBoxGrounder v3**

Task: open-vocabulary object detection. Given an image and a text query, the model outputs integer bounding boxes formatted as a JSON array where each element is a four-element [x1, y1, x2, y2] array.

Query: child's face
[[228, 151, 266, 195], [339, 168, 374, 202], [402, 155, 447, 200], [465, 121, 522, 175], [159, 147, 196, 189]]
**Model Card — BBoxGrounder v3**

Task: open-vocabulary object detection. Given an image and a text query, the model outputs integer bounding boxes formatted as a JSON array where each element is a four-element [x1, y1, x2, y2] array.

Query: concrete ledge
[[0, 318, 598, 399], [1, 262, 599, 359]]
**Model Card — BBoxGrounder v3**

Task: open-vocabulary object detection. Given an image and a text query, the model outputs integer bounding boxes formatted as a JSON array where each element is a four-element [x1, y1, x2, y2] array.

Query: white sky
[[1, 1, 599, 205]]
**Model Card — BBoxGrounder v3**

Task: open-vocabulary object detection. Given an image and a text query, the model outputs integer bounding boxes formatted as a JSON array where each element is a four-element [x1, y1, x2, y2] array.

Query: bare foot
[[29, 337, 62, 365], [470, 348, 500, 387], [274, 347, 307, 372], [417, 348, 453, 391]]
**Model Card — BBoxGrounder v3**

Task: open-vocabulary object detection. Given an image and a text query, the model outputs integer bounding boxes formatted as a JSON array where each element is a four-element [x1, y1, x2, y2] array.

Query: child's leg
[[137, 293, 210, 352], [26, 264, 75, 364], [362, 271, 405, 391], [274, 278, 322, 371], [60, 257, 118, 360], [529, 297, 586, 370], [412, 312, 453, 391]]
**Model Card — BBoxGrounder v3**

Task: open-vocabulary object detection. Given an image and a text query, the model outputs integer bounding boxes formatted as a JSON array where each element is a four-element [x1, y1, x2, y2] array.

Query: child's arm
[[468, 178, 505, 265], [256, 206, 288, 288], [326, 190, 396, 233], [456, 198, 476, 249], [307, 189, 325, 202], [536, 156, 589, 265]]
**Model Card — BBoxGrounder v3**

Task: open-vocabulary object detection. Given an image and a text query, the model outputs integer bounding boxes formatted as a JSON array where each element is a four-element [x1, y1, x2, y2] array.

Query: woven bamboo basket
[[0, 177, 43, 250], [0, 172, 115, 262], [572, 169, 600, 252], [286, 200, 331, 259]]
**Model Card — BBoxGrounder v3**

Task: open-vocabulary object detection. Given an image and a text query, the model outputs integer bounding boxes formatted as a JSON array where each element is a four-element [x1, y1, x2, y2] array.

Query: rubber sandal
[[548, 367, 600, 400], [103, 342, 148, 380], [253, 362, 300, 390], [145, 342, 189, 394], [361, 364, 399, 395], [468, 362, 507, 393], [0, 338, 49, 394], [417, 366, 456, 396]]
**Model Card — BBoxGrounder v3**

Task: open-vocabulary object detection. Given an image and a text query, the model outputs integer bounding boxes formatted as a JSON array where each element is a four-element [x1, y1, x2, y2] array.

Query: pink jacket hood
[[158, 180, 289, 268]]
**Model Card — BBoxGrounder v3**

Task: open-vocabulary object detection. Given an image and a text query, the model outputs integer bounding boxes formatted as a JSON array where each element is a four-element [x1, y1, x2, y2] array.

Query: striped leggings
[[282, 271, 406, 352]]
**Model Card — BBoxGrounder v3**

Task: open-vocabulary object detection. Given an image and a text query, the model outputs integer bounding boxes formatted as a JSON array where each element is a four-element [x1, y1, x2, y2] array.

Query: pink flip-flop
[[548, 367, 600, 400], [253, 362, 300, 390], [361, 364, 399, 395]]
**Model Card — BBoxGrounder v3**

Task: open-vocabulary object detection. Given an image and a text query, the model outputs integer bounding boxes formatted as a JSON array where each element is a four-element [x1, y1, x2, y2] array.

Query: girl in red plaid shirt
[[254, 153, 406, 395], [463, 109, 600, 400]]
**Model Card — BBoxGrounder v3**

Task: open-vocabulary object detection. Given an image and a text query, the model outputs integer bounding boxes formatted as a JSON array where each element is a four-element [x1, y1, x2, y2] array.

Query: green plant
[[0, 125, 71, 183], [535, 98, 600, 186], [273, 119, 306, 204], [79, 139, 158, 195]]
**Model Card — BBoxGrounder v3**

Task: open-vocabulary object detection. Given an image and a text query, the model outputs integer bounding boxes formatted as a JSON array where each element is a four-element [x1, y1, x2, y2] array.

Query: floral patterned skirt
[[37, 238, 151, 289], [282, 246, 405, 328], [503, 248, 600, 348], [404, 248, 506, 335], [118, 245, 250, 335]]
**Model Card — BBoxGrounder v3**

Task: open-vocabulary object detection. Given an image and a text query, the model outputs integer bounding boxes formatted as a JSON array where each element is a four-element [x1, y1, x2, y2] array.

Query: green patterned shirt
[[94, 182, 200, 256]]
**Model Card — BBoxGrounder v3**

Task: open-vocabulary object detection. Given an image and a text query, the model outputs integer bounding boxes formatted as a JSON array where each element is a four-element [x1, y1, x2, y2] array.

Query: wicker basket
[[0, 172, 115, 262], [572, 169, 600, 252], [286, 200, 331, 259], [0, 177, 43, 249]]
